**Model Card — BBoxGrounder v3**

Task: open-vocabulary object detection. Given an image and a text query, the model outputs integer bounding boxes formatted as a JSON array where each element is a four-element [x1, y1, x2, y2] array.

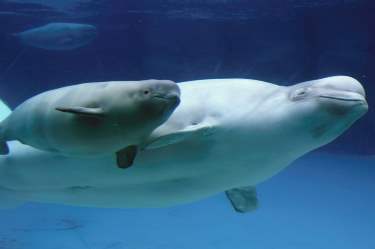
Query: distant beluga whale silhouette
[[0, 76, 368, 211], [0, 23, 98, 90], [0, 79, 180, 168], [13, 22, 98, 50]]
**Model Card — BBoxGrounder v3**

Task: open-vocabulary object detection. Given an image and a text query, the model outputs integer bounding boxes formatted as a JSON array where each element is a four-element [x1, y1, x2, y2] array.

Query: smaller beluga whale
[[13, 22, 98, 50], [0, 80, 180, 168], [0, 76, 368, 211]]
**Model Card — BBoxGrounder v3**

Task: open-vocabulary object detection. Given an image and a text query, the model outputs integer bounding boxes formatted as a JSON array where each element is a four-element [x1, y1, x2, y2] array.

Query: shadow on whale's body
[[0, 76, 368, 211]]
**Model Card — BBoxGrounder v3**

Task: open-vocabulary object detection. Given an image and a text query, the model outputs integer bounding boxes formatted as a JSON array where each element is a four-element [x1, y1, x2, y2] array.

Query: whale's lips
[[315, 76, 368, 109], [319, 96, 363, 102], [318, 92, 367, 104], [317, 88, 368, 117], [152, 94, 181, 108]]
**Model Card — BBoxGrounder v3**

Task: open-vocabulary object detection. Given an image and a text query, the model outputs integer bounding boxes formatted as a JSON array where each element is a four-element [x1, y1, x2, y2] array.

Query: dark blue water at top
[[0, 1, 374, 249], [0, 0, 374, 154]]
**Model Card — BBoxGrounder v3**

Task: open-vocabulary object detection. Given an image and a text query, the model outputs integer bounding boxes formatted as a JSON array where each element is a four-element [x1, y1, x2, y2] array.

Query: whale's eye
[[296, 88, 308, 96], [291, 87, 311, 101], [143, 90, 150, 95]]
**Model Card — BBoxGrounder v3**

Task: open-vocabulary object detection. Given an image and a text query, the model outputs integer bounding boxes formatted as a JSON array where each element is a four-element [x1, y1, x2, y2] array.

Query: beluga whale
[[0, 76, 368, 211], [13, 22, 98, 50], [0, 79, 180, 168]]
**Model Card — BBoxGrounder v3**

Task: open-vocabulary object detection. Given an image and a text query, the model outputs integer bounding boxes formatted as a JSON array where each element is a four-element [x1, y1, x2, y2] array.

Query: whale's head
[[136, 79, 181, 117], [106, 79, 181, 133], [277, 76, 368, 153]]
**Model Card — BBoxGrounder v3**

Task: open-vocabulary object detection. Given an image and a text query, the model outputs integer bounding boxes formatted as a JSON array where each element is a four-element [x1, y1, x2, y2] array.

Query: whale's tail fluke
[[0, 99, 11, 122], [0, 99, 11, 155]]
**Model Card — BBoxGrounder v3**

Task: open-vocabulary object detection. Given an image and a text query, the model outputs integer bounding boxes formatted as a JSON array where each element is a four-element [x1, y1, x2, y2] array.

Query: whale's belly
[[0, 138, 293, 208]]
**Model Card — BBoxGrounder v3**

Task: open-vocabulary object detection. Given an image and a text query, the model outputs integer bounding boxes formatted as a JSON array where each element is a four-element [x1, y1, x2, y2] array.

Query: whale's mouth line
[[152, 95, 172, 100], [318, 95, 364, 102], [152, 95, 181, 105], [152, 95, 179, 100]]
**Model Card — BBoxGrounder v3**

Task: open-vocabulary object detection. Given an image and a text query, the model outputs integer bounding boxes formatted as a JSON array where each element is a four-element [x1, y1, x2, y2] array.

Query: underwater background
[[0, 0, 374, 248]]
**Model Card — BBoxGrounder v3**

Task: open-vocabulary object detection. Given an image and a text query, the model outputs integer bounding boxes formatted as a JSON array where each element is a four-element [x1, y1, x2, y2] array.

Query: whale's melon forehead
[[293, 76, 365, 96], [313, 76, 365, 96]]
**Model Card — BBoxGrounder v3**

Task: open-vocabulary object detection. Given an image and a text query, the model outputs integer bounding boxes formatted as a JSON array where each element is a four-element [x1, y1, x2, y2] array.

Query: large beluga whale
[[0, 76, 368, 211], [0, 80, 180, 168], [13, 22, 98, 50]]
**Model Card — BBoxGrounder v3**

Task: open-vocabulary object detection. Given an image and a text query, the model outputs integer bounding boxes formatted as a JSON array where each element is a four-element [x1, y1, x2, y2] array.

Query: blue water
[[0, 0, 374, 248], [0, 153, 374, 249]]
